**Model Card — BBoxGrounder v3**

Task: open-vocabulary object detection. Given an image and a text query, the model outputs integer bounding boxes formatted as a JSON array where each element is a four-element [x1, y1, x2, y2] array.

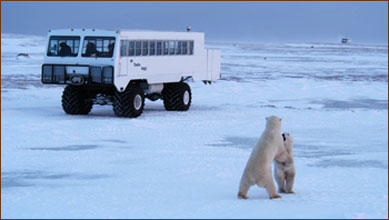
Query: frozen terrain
[[1, 33, 388, 218]]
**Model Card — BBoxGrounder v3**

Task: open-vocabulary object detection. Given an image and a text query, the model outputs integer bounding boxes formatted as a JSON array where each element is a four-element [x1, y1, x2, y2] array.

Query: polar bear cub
[[274, 132, 296, 194], [238, 116, 288, 199]]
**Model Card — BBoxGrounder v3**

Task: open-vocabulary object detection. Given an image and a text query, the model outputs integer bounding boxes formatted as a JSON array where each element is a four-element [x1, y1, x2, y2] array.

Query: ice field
[[1, 33, 388, 218]]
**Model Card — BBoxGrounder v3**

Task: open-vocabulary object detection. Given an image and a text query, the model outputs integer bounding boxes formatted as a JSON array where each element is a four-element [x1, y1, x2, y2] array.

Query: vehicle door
[[119, 40, 128, 76]]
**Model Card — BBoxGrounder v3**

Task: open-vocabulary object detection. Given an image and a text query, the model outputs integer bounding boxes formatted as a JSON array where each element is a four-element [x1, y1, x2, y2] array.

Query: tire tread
[[62, 85, 92, 115], [162, 82, 191, 111]]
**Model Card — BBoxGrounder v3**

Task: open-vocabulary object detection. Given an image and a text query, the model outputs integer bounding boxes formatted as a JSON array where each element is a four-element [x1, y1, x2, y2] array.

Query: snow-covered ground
[[1, 33, 388, 218]]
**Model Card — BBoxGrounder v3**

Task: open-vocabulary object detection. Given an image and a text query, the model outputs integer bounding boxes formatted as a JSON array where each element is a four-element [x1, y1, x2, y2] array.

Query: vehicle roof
[[48, 28, 203, 36]]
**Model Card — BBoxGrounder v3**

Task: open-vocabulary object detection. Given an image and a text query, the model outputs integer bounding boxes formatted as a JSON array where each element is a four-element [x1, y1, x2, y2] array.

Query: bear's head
[[265, 115, 282, 131], [282, 132, 294, 151]]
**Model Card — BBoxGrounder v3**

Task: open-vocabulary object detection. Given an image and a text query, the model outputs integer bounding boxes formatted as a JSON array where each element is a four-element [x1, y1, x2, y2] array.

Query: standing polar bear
[[238, 115, 289, 199], [274, 132, 296, 194]]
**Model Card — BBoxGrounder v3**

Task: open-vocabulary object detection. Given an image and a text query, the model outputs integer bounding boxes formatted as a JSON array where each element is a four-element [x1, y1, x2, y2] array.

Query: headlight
[[102, 66, 113, 84]]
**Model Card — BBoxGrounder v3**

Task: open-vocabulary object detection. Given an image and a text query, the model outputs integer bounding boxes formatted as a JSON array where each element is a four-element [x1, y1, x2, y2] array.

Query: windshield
[[81, 37, 115, 58], [47, 36, 80, 57]]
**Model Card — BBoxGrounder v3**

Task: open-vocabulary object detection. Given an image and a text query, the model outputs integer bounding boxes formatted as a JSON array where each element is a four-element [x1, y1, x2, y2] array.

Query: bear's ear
[[279, 118, 282, 122], [266, 117, 269, 121]]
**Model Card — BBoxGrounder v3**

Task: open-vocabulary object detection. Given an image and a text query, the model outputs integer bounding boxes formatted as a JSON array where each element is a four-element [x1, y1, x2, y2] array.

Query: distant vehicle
[[341, 38, 352, 44], [41, 29, 221, 118]]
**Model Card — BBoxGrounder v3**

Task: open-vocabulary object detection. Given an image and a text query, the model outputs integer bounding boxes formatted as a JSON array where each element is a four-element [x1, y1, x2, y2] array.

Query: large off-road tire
[[62, 85, 93, 115], [162, 82, 192, 111], [113, 86, 145, 118]]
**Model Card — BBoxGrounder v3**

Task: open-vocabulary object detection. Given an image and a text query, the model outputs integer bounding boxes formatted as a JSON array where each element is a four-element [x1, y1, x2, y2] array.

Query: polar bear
[[274, 132, 296, 194], [238, 116, 289, 199]]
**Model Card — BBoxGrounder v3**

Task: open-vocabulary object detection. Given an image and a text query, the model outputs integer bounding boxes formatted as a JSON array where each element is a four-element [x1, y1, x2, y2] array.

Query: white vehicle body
[[41, 29, 221, 118], [42, 29, 221, 91]]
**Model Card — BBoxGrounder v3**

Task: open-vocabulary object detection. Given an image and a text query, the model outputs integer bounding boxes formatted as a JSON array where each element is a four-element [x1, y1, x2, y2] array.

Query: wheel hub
[[183, 90, 190, 105], [134, 94, 142, 110]]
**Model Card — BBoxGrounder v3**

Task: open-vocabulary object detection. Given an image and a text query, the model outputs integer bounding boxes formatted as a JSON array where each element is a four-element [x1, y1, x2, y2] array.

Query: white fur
[[238, 116, 288, 199], [274, 133, 296, 193]]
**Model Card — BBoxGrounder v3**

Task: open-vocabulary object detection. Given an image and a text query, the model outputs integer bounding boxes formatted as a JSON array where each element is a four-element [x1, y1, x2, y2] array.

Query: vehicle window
[[47, 36, 80, 57], [182, 41, 188, 55], [128, 41, 135, 56], [169, 41, 175, 55], [135, 41, 141, 56], [142, 41, 149, 56], [189, 41, 194, 55], [156, 41, 162, 55], [176, 41, 182, 55], [120, 40, 127, 56], [82, 37, 115, 58], [163, 41, 169, 55], [149, 41, 155, 56]]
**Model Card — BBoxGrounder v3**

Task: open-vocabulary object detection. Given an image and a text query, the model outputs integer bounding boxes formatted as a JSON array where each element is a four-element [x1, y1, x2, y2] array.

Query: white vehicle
[[341, 38, 352, 44], [41, 28, 221, 118]]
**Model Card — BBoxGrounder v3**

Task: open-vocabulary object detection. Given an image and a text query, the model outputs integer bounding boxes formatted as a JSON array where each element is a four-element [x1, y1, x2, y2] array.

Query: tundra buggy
[[41, 29, 221, 118]]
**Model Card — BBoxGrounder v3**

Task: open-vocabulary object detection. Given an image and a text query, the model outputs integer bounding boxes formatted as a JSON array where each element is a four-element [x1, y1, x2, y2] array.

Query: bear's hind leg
[[238, 177, 251, 199], [264, 179, 281, 199], [238, 187, 249, 199], [275, 166, 286, 193], [285, 171, 295, 193]]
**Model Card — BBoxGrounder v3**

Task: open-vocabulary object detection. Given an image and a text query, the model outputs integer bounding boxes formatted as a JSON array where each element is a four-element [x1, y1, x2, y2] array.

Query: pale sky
[[1, 1, 388, 44]]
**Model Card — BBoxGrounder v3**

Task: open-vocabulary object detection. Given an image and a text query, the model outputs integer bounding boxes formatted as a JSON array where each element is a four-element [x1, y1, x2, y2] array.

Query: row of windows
[[47, 36, 116, 58], [120, 40, 194, 57], [47, 36, 195, 58]]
